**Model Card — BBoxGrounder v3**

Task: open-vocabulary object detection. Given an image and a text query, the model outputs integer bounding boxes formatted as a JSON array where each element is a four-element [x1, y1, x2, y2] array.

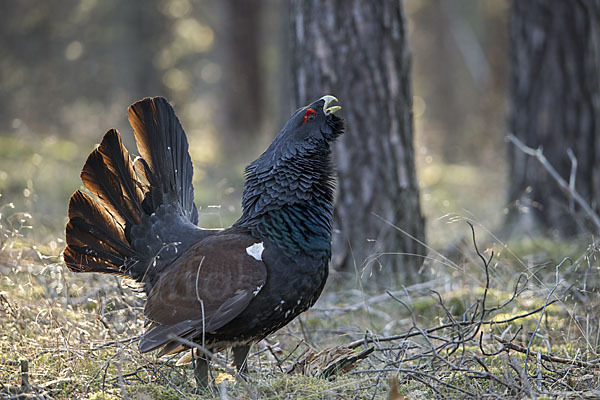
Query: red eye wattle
[[302, 108, 317, 125]]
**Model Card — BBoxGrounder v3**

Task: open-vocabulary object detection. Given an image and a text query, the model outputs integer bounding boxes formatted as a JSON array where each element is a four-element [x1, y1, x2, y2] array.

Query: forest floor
[[1, 138, 600, 399], [1, 213, 599, 399]]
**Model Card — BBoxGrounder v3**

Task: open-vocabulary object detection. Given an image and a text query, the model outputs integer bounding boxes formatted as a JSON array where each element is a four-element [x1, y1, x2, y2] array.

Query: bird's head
[[238, 96, 344, 224], [282, 95, 344, 143], [252, 96, 344, 167]]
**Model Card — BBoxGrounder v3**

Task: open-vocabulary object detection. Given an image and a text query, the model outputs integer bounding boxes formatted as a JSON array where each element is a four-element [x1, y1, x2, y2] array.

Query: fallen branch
[[494, 336, 600, 369]]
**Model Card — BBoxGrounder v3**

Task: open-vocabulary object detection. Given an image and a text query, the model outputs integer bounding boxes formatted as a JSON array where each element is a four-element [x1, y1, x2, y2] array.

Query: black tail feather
[[128, 97, 198, 224], [80, 129, 144, 232], [65, 190, 132, 276], [66, 128, 145, 277], [64, 97, 203, 289], [96, 129, 146, 221]]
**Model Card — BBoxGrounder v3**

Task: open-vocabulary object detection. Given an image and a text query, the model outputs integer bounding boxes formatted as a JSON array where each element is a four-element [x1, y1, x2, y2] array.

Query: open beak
[[320, 95, 342, 115]]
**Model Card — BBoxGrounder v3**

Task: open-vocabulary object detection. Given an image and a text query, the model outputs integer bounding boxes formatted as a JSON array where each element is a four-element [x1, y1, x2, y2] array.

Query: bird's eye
[[302, 108, 317, 125]]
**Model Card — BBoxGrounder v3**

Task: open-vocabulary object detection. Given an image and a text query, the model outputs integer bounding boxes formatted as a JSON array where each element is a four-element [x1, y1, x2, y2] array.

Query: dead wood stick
[[507, 134, 600, 232], [493, 335, 599, 369]]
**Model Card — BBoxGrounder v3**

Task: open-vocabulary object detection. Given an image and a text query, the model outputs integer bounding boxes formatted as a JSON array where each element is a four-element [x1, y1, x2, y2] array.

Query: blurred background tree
[[290, 0, 425, 282], [0, 0, 510, 286], [506, 0, 600, 237], [217, 0, 268, 155]]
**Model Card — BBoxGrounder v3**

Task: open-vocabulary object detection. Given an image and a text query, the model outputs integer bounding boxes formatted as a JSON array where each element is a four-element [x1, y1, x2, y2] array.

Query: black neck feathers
[[235, 139, 336, 257]]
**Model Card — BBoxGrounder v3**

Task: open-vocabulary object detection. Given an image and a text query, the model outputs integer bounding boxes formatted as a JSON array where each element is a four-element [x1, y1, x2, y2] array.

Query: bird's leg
[[192, 348, 211, 388], [232, 345, 250, 377]]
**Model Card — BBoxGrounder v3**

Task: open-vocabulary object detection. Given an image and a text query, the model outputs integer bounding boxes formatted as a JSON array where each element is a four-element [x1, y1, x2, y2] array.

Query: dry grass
[[1, 210, 600, 399]]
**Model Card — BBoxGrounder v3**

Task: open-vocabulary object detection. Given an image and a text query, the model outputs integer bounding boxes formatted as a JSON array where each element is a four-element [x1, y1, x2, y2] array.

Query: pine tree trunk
[[507, 0, 600, 235], [290, 0, 425, 282]]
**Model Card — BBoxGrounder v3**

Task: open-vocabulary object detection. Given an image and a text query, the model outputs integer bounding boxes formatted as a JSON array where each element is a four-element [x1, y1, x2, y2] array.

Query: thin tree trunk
[[507, 0, 600, 236], [290, 0, 426, 282]]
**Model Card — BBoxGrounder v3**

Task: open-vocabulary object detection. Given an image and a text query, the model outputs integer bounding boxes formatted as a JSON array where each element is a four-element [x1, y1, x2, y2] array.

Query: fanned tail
[[64, 97, 207, 289], [128, 97, 197, 224]]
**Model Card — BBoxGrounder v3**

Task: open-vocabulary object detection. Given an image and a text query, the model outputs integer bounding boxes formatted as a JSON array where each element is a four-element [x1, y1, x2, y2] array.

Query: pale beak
[[320, 95, 342, 115]]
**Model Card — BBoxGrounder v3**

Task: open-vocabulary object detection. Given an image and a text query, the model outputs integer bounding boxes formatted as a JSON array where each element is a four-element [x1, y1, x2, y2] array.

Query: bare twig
[[494, 336, 600, 369], [567, 148, 577, 212], [347, 301, 558, 350], [90, 335, 143, 351], [507, 133, 600, 232], [351, 367, 479, 398], [524, 260, 566, 374]]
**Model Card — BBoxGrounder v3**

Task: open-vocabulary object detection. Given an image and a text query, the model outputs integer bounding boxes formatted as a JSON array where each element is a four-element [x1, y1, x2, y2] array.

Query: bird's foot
[[192, 349, 211, 389], [232, 344, 250, 379]]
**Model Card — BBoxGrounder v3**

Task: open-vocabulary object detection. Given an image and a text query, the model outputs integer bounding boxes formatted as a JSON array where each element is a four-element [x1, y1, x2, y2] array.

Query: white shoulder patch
[[246, 242, 265, 261]]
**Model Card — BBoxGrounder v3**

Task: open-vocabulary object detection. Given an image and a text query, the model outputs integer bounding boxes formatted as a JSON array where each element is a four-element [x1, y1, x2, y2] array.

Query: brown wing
[[138, 233, 267, 353]]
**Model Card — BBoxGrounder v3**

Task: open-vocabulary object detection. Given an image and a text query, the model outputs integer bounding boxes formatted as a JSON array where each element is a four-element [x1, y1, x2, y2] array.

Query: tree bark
[[290, 0, 426, 282], [507, 0, 600, 236]]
